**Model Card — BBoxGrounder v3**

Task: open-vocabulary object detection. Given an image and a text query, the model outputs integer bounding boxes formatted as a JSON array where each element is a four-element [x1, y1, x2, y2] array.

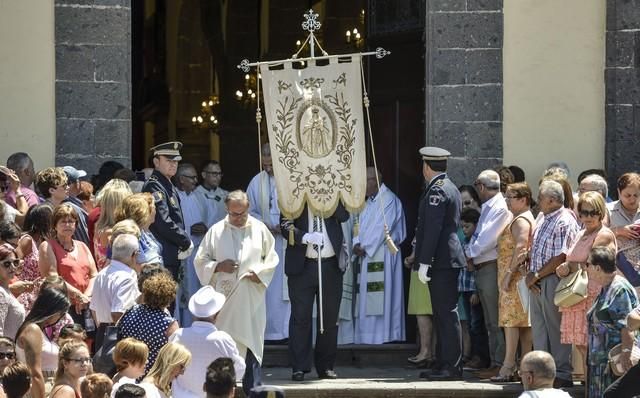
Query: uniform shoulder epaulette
[[148, 175, 159, 182]]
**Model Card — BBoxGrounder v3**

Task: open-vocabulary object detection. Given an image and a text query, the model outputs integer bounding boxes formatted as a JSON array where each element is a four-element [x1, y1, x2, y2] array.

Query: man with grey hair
[[525, 179, 579, 388], [465, 169, 511, 376], [518, 351, 571, 397], [195, 189, 278, 395], [578, 174, 609, 199], [90, 233, 142, 348], [5, 152, 39, 208]]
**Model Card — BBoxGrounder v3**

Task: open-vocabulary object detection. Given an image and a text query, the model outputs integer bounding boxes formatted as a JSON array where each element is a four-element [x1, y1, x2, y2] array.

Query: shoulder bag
[[608, 343, 640, 376], [92, 306, 132, 376], [553, 267, 588, 307]]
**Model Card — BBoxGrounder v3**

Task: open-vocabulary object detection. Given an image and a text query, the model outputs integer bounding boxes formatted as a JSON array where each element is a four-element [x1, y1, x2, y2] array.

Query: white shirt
[[305, 209, 336, 258], [518, 388, 572, 397], [465, 192, 512, 263], [110, 376, 137, 398], [140, 382, 167, 398], [170, 321, 246, 398], [90, 260, 140, 324]]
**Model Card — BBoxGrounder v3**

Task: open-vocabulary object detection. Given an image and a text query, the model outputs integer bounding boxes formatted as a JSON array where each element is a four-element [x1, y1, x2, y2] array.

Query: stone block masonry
[[55, 0, 132, 174], [425, 0, 503, 185], [605, 0, 640, 188]]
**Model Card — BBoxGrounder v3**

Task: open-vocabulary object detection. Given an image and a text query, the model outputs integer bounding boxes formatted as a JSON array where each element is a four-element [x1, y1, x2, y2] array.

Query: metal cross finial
[[238, 59, 250, 73], [302, 9, 321, 33]]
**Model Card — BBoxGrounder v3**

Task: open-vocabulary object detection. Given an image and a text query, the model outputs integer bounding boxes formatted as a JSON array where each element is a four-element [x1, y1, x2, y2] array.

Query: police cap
[[419, 146, 451, 161], [150, 141, 183, 161]]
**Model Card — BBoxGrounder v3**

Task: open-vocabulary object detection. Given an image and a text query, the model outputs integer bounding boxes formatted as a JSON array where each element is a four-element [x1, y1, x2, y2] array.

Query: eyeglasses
[[579, 209, 600, 218], [56, 184, 69, 190], [517, 369, 534, 377], [0, 352, 16, 360], [181, 175, 198, 181], [227, 209, 248, 217], [66, 357, 92, 365], [203, 171, 223, 176], [1, 259, 20, 268]]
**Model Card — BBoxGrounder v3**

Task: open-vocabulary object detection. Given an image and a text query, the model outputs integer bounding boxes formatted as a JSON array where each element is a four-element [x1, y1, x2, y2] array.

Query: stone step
[[256, 367, 585, 398], [263, 343, 417, 368]]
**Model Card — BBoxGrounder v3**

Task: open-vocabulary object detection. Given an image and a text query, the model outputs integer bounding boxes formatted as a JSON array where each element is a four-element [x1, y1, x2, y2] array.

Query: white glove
[[302, 232, 324, 246], [418, 263, 431, 284], [178, 240, 194, 260]]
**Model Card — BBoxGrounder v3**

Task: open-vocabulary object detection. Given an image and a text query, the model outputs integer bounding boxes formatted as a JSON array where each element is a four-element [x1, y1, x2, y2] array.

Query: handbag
[[92, 306, 131, 377], [553, 267, 588, 307], [608, 343, 640, 376]]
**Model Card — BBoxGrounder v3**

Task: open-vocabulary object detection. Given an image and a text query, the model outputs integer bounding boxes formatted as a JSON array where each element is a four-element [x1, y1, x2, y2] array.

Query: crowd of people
[[0, 142, 639, 398]]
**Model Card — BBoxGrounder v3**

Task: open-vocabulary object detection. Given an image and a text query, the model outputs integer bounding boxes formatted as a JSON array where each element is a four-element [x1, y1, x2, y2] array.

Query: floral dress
[[587, 275, 639, 398], [16, 236, 42, 312], [497, 211, 534, 327]]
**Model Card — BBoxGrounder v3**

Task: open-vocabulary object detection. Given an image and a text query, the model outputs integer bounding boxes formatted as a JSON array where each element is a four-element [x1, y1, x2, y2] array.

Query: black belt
[[474, 259, 497, 271]]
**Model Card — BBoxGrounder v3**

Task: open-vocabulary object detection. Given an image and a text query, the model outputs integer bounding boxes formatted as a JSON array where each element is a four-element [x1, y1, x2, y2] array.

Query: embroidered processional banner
[[259, 56, 366, 219]]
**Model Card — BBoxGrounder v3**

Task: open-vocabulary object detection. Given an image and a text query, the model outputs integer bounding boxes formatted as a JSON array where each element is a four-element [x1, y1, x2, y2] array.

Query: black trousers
[[429, 267, 462, 370], [288, 256, 343, 374], [603, 362, 640, 398]]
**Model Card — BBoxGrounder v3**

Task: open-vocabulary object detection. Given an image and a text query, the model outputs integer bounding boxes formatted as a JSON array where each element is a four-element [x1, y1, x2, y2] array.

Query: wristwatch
[[534, 271, 541, 280]]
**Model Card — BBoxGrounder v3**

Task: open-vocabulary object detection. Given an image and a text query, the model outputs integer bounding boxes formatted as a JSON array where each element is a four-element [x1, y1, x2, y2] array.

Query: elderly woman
[[115, 193, 163, 265], [39, 204, 96, 324], [15, 286, 71, 398], [556, 192, 617, 371], [117, 272, 178, 375], [586, 246, 639, 397], [94, 179, 133, 270], [0, 244, 26, 339], [493, 182, 535, 382], [607, 172, 640, 288]]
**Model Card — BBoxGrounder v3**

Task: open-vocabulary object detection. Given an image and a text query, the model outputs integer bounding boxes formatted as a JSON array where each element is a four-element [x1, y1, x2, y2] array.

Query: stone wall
[[605, 0, 640, 187], [55, 0, 132, 174], [425, 0, 503, 185]]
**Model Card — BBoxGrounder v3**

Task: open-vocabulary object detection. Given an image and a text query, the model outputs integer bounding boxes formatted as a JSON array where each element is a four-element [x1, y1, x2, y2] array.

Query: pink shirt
[[4, 185, 40, 208]]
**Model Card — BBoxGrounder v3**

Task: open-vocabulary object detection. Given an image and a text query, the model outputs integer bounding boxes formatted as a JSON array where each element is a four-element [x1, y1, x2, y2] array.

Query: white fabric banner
[[260, 56, 366, 219]]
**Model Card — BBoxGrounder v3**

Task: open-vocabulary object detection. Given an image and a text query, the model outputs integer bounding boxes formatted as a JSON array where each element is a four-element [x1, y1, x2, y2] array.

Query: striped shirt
[[530, 207, 579, 273]]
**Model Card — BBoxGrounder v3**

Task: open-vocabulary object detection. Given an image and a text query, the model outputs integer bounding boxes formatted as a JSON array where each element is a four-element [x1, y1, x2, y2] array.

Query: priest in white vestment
[[352, 167, 406, 344], [175, 164, 209, 327], [194, 190, 278, 396], [246, 144, 290, 341], [195, 160, 228, 226]]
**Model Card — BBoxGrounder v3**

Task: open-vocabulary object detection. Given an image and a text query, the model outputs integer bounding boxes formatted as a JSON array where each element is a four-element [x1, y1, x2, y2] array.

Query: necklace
[[56, 237, 75, 253]]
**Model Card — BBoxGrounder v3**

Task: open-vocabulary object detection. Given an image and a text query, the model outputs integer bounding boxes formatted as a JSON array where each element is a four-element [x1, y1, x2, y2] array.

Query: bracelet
[[622, 348, 632, 353]]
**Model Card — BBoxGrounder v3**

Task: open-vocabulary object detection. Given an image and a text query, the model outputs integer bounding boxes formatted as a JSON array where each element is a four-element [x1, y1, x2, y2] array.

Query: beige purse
[[553, 267, 588, 307], [608, 344, 640, 376]]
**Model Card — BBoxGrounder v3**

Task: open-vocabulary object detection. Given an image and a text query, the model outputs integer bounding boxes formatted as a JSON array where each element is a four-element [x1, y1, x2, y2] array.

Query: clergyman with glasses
[[194, 190, 278, 396]]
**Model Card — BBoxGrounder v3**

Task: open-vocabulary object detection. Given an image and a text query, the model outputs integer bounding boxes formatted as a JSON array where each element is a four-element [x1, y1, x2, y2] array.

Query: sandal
[[490, 363, 517, 382]]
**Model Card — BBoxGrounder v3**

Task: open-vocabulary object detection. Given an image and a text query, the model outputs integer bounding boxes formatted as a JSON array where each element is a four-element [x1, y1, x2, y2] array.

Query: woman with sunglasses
[[50, 341, 91, 398], [555, 191, 616, 380], [15, 286, 71, 398], [0, 336, 17, 374], [0, 243, 26, 339], [140, 342, 191, 398]]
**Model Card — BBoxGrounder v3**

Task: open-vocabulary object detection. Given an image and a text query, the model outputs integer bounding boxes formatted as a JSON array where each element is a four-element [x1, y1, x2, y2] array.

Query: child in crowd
[[2, 362, 32, 398], [111, 338, 149, 397], [81, 373, 113, 398], [114, 384, 146, 398]]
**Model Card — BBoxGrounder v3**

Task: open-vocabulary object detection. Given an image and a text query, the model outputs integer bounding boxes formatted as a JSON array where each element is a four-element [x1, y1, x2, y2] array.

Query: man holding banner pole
[[282, 204, 349, 381]]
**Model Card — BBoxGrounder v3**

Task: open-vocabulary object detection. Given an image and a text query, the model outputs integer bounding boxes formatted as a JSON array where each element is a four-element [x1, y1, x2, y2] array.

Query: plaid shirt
[[530, 207, 579, 272], [458, 233, 476, 292]]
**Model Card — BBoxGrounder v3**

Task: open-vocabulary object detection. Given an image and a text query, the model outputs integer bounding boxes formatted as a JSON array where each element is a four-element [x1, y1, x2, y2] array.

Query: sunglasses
[[0, 185, 8, 193], [0, 352, 15, 360], [579, 209, 600, 218], [1, 259, 20, 268]]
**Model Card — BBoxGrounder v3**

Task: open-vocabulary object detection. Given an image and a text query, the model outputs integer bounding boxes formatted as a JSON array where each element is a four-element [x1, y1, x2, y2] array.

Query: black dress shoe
[[318, 370, 338, 379], [424, 368, 463, 381], [292, 371, 305, 381], [553, 378, 573, 388]]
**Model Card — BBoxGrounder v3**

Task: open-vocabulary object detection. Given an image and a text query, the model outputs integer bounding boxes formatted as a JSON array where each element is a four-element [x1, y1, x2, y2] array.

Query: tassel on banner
[[289, 228, 295, 246], [384, 226, 398, 255]]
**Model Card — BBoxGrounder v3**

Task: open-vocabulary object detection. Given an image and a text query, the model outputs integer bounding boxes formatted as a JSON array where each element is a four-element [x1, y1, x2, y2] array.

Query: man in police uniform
[[414, 146, 466, 381], [143, 141, 192, 278]]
